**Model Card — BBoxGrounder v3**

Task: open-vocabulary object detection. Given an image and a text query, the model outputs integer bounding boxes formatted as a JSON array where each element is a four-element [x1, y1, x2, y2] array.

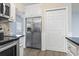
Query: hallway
[[24, 48, 67, 56]]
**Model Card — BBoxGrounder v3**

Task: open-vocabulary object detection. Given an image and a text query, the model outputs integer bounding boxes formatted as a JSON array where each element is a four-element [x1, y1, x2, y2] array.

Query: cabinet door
[[9, 3, 16, 21], [19, 44, 24, 56], [67, 40, 78, 56], [77, 47, 79, 56], [19, 37, 24, 44]]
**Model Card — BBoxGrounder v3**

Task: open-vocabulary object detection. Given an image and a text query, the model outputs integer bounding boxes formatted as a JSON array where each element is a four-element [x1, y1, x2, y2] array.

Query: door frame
[[42, 6, 69, 52]]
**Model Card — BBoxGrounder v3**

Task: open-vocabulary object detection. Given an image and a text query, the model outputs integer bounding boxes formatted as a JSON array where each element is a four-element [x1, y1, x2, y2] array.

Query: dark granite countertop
[[66, 37, 79, 46], [0, 35, 24, 45]]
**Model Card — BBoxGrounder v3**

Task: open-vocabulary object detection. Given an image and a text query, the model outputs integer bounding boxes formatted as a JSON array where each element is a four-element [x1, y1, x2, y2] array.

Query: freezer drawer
[[32, 32, 41, 49]]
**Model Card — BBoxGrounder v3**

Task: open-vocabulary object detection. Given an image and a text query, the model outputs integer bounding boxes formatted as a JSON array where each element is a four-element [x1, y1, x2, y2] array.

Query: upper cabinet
[[25, 4, 42, 17], [0, 3, 10, 19], [9, 3, 16, 21], [0, 3, 16, 21]]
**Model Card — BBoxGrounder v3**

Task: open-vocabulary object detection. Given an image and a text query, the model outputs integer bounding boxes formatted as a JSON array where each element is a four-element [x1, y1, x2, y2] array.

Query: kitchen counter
[[0, 35, 24, 45], [66, 37, 79, 46]]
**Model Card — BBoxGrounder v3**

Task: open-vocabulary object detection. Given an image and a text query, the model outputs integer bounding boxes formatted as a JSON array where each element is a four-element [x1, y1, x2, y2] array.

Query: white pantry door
[[45, 8, 67, 52]]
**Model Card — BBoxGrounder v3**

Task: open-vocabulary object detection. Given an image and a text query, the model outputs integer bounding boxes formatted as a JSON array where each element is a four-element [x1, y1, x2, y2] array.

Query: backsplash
[[0, 20, 10, 35]]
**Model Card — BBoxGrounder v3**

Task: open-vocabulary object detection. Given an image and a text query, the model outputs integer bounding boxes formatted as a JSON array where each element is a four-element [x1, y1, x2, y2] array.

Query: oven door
[[0, 41, 19, 56]]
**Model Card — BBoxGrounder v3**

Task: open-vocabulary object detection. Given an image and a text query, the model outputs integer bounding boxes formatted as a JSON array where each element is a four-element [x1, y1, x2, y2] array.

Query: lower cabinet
[[19, 43, 24, 56], [67, 40, 79, 56], [19, 38, 24, 56]]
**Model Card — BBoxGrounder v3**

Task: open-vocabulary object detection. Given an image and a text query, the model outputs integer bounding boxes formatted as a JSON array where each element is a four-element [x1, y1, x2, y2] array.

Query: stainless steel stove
[[0, 40, 19, 56]]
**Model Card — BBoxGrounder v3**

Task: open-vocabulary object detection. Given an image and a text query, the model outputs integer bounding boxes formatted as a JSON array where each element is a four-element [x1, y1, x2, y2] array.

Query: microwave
[[0, 3, 10, 19], [0, 3, 4, 17]]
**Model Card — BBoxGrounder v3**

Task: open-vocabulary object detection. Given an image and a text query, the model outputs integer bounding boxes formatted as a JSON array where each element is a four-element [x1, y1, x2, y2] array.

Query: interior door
[[32, 17, 41, 49], [46, 8, 67, 52]]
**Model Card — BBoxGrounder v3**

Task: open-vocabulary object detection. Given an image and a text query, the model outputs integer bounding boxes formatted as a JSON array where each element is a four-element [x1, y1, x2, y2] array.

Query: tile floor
[[24, 48, 67, 56]]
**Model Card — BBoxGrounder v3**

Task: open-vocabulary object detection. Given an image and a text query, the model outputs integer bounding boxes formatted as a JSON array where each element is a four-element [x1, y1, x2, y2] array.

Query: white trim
[[46, 8, 66, 12], [23, 17, 26, 48], [46, 7, 67, 12]]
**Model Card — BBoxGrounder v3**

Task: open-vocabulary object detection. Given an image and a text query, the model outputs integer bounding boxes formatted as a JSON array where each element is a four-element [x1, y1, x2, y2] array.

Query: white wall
[[65, 3, 79, 37], [15, 4, 26, 48], [72, 3, 79, 37]]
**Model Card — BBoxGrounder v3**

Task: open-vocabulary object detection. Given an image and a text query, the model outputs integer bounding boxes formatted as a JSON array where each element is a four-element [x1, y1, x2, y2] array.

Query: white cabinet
[[19, 37, 24, 56], [9, 3, 16, 21], [25, 4, 42, 17], [19, 43, 24, 56], [67, 40, 79, 56]]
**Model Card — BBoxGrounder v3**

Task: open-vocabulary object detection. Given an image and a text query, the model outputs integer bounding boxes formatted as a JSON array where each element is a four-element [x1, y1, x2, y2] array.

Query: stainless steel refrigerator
[[26, 16, 41, 49]]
